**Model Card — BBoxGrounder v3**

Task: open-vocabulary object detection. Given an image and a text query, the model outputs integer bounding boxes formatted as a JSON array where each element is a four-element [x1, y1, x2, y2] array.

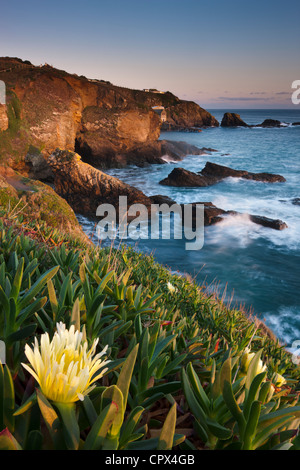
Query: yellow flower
[[255, 359, 267, 375], [240, 347, 267, 376], [273, 373, 287, 387], [22, 322, 110, 403], [167, 282, 177, 293], [241, 347, 255, 372]]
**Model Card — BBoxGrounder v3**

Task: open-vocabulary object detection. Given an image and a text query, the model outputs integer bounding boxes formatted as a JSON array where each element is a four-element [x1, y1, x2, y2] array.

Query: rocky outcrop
[[201, 162, 286, 183], [0, 165, 85, 238], [74, 105, 161, 166], [160, 167, 209, 187], [0, 57, 219, 172], [117, 89, 219, 128], [246, 214, 287, 230], [156, 199, 288, 231], [292, 198, 300, 206], [150, 195, 177, 206], [25, 146, 54, 181], [47, 149, 152, 218], [221, 113, 249, 127], [76, 138, 217, 168], [255, 119, 282, 128], [159, 162, 286, 187], [0, 104, 8, 131], [220, 115, 297, 129], [120, 141, 216, 168]]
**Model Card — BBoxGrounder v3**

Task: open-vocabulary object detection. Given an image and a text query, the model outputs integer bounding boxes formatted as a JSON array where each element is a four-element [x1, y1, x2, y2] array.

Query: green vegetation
[[6, 91, 22, 135], [0, 207, 299, 450], [0, 90, 31, 164]]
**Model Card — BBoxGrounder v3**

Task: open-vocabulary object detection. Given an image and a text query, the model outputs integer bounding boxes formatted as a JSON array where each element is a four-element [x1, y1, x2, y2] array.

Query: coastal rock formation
[[221, 113, 249, 127], [255, 119, 282, 128], [150, 195, 177, 206], [160, 167, 209, 187], [47, 148, 152, 218], [292, 122, 300, 126], [156, 199, 288, 231], [74, 105, 161, 166], [77, 138, 214, 168], [0, 104, 8, 131], [25, 146, 54, 181], [246, 214, 287, 230], [149, 196, 288, 231], [159, 162, 286, 187], [0, 57, 219, 172], [201, 162, 286, 183], [0, 165, 85, 237], [121, 89, 219, 128]]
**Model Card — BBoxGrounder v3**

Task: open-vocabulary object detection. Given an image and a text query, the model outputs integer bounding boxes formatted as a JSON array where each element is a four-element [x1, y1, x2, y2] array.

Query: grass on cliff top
[[0, 203, 300, 450], [0, 202, 297, 378]]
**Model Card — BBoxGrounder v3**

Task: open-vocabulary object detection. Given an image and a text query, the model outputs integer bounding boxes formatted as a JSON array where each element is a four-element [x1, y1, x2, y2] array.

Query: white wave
[[209, 195, 300, 251], [264, 306, 300, 346], [160, 154, 180, 163]]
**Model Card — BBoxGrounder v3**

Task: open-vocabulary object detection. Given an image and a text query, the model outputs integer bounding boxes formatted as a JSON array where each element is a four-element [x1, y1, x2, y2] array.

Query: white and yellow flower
[[273, 372, 287, 388], [167, 282, 177, 294], [22, 322, 110, 403], [240, 347, 255, 372], [241, 347, 267, 376]]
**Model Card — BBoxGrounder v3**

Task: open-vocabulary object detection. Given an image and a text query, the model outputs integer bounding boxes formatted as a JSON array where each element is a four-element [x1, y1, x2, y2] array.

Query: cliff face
[[48, 149, 152, 218], [115, 89, 219, 128], [0, 57, 218, 173], [75, 105, 161, 164], [0, 104, 8, 131]]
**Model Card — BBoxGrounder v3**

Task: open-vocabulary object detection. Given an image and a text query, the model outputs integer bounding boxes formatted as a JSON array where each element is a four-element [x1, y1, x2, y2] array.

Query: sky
[[0, 0, 300, 109]]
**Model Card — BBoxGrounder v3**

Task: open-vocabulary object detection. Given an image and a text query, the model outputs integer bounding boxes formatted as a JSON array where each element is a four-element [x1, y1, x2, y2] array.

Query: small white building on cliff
[[152, 106, 167, 122], [143, 88, 165, 94]]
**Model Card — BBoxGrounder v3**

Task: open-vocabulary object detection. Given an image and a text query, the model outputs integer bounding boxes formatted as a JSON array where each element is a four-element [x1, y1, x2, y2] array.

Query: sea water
[[77, 109, 300, 348]]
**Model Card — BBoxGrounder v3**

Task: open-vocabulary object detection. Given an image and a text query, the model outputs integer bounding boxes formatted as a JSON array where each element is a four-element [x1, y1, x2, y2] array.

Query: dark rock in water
[[159, 162, 286, 187], [226, 211, 287, 230], [292, 122, 300, 126], [155, 198, 288, 231], [159, 167, 209, 187], [201, 162, 286, 183], [150, 195, 177, 206], [89, 140, 217, 168], [221, 113, 249, 127], [255, 119, 282, 128], [181, 202, 226, 227], [247, 215, 288, 230], [279, 198, 300, 206]]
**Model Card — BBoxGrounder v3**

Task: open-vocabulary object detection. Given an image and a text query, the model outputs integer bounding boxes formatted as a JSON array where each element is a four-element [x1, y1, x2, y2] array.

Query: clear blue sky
[[1, 0, 299, 108]]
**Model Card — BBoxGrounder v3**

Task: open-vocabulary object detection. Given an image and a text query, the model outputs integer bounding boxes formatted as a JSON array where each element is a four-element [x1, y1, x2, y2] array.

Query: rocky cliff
[[0, 57, 219, 174], [48, 149, 152, 218]]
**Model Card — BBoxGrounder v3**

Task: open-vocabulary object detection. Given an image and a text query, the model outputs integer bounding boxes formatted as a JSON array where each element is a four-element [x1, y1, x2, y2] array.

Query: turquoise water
[[78, 109, 300, 347]]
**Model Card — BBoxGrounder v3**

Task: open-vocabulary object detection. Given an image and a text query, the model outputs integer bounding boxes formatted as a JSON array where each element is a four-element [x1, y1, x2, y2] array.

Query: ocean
[[77, 109, 300, 348]]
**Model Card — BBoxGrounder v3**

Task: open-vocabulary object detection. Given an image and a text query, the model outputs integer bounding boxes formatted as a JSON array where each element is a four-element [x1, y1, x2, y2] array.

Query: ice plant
[[241, 347, 255, 371], [22, 322, 110, 403], [273, 372, 287, 387], [240, 347, 267, 377], [167, 282, 177, 293]]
